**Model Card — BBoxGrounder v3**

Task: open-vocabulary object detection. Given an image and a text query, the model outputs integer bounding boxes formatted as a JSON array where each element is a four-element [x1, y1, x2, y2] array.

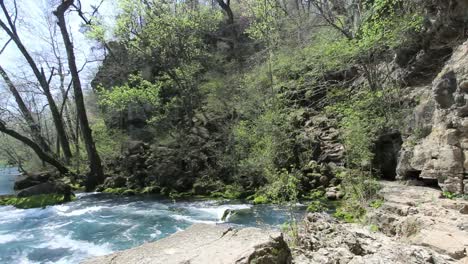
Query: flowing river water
[[0, 191, 305, 263]]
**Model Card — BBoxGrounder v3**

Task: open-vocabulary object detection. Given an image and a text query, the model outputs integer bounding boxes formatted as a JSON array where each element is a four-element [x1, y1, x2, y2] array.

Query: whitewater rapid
[[0, 193, 303, 264]]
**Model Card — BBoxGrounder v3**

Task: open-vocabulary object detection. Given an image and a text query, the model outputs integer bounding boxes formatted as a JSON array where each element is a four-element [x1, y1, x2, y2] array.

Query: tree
[[54, 0, 104, 190], [0, 0, 73, 164], [0, 120, 69, 174], [0, 65, 51, 153]]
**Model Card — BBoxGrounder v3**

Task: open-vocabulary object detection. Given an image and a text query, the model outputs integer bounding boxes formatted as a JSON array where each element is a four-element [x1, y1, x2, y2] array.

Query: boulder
[[14, 172, 52, 190], [102, 176, 127, 189], [82, 224, 291, 264], [16, 182, 71, 198]]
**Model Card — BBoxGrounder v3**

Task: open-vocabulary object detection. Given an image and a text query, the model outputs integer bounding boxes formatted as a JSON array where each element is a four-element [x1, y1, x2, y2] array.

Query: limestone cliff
[[398, 40, 468, 194]]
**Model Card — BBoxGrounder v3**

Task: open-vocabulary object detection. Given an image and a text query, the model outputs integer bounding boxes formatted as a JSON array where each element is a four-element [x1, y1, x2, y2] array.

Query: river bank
[[81, 181, 468, 264]]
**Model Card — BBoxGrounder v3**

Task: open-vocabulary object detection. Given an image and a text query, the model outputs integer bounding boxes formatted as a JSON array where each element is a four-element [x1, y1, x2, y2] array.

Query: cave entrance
[[374, 131, 403, 181], [405, 170, 440, 188]]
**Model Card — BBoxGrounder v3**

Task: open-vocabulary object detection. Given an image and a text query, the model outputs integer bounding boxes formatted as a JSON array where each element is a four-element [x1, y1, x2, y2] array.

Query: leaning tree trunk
[[0, 65, 52, 153], [55, 0, 104, 191], [0, 121, 69, 174], [0, 4, 73, 164]]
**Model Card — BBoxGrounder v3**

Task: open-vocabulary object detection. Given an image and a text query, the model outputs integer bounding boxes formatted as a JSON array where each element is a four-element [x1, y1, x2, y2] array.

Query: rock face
[[398, 40, 468, 194], [295, 212, 457, 264], [367, 181, 468, 260], [82, 224, 291, 264]]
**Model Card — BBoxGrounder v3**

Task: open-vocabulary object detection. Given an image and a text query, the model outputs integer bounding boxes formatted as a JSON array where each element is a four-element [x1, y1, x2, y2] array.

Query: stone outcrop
[[82, 224, 291, 264], [295, 181, 468, 263], [367, 181, 468, 260], [397, 40, 468, 194], [294, 212, 456, 264]]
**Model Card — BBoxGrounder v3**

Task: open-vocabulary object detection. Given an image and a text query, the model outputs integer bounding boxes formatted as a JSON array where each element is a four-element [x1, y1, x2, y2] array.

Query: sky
[[0, 0, 117, 91]]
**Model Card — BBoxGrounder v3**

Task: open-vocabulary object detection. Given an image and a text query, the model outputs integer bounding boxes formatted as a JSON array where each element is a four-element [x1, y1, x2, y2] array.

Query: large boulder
[[82, 224, 291, 264], [16, 182, 71, 198], [14, 172, 52, 190]]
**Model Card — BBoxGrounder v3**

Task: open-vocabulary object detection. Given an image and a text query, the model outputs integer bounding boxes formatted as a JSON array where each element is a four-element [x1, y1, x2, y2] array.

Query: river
[[0, 167, 19, 195], [0, 192, 304, 264]]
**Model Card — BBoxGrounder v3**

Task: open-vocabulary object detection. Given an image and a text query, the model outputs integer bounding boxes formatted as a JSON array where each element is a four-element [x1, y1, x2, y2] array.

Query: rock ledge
[[82, 224, 291, 264]]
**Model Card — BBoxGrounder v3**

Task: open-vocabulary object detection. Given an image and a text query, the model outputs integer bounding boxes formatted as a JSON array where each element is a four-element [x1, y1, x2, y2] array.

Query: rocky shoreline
[[82, 181, 468, 264]]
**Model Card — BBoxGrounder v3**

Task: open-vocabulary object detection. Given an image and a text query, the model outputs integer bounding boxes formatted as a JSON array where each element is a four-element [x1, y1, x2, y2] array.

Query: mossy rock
[[0, 194, 74, 209]]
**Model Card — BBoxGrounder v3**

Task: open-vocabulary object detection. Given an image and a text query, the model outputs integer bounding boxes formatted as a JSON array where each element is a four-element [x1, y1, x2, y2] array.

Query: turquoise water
[[0, 193, 305, 264], [0, 167, 19, 195]]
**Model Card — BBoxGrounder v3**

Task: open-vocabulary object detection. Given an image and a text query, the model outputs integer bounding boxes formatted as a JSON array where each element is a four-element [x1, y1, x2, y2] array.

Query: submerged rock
[[82, 224, 291, 264]]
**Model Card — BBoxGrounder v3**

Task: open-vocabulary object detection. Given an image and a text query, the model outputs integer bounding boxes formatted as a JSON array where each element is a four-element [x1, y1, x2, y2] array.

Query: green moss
[[169, 191, 193, 200], [369, 224, 379, 232], [0, 194, 74, 209], [140, 186, 160, 194], [102, 187, 127, 195]]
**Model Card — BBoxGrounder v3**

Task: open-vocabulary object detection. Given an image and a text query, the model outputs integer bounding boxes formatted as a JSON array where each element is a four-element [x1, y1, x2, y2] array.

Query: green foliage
[[369, 224, 379, 232], [327, 88, 402, 168], [98, 74, 161, 110], [91, 119, 128, 164], [332, 169, 381, 223], [211, 184, 244, 200], [280, 220, 299, 247], [442, 191, 456, 200], [252, 195, 268, 205], [370, 199, 384, 209], [253, 168, 300, 204], [305, 189, 328, 212], [358, 0, 424, 50], [245, 0, 283, 45], [0, 194, 74, 209], [307, 200, 326, 213], [334, 204, 366, 223]]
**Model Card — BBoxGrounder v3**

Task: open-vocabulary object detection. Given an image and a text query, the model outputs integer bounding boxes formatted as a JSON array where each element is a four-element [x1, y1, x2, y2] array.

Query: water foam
[[35, 233, 113, 257], [170, 214, 217, 224], [0, 234, 17, 244], [185, 204, 252, 221], [56, 206, 108, 217]]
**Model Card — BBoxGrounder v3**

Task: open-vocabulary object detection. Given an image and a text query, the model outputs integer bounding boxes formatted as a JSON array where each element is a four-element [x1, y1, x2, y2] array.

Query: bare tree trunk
[[0, 1, 73, 164], [0, 65, 52, 153], [55, 0, 104, 191], [0, 121, 69, 174]]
